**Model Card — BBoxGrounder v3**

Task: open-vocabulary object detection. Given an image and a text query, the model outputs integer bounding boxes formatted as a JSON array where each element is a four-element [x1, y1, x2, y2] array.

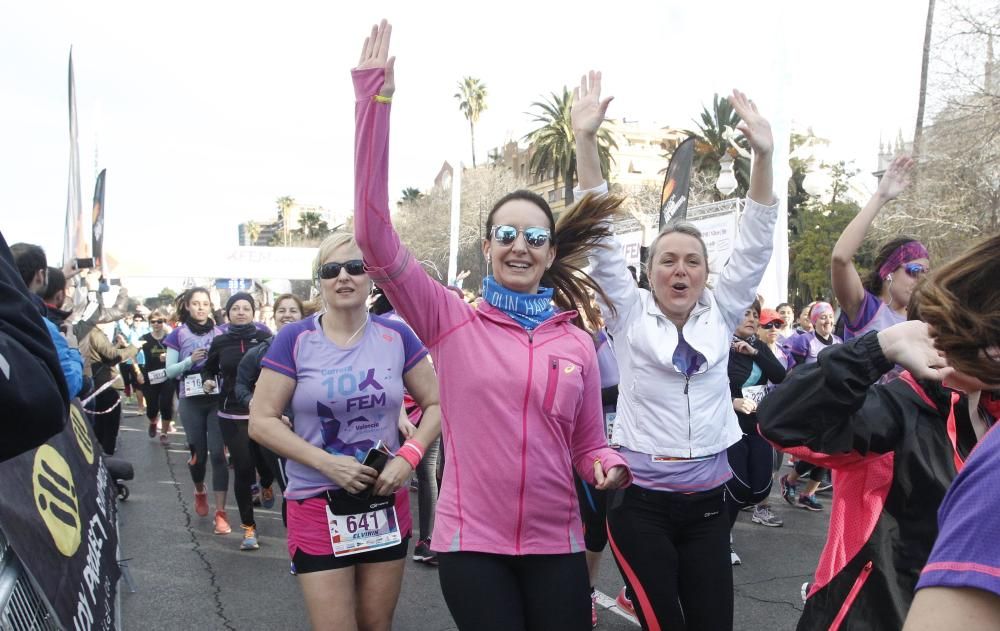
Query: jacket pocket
[[829, 560, 873, 631], [543, 355, 584, 423]]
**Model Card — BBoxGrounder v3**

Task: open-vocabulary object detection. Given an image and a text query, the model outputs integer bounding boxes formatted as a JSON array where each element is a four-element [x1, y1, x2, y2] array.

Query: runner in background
[[774, 302, 796, 340], [250, 232, 441, 631], [236, 292, 304, 518], [202, 292, 272, 551], [139, 309, 174, 444], [164, 287, 231, 535]]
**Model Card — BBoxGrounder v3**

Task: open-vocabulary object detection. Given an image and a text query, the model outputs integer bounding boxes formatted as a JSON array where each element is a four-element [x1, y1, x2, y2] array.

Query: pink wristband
[[397, 439, 425, 470]]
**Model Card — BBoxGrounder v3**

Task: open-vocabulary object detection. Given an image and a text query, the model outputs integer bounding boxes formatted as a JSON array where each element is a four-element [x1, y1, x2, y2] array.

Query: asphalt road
[[115, 403, 828, 630]]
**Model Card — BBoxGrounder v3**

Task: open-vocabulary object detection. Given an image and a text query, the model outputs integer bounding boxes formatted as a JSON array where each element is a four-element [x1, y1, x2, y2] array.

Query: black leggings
[[725, 431, 775, 526], [607, 484, 732, 631], [91, 387, 122, 456], [141, 381, 174, 423], [218, 418, 256, 527], [794, 459, 827, 482], [438, 551, 590, 631]]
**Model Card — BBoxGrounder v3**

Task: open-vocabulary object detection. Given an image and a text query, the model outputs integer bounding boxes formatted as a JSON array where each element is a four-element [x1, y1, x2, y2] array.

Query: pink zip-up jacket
[[352, 67, 631, 556]]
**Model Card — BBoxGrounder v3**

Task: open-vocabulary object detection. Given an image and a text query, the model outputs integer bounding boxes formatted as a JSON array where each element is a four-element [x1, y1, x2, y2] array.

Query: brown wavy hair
[[485, 190, 620, 331], [912, 233, 1000, 384]]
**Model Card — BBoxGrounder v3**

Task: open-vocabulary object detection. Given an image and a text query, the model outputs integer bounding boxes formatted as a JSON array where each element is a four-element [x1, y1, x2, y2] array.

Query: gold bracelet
[[373, 95, 392, 104]]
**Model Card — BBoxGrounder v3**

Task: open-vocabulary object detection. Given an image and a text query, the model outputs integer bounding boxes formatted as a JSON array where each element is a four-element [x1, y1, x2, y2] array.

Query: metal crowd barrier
[[0, 528, 59, 631]]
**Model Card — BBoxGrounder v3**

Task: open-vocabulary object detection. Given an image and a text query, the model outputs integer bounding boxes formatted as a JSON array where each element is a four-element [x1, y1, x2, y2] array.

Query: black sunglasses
[[319, 260, 366, 279], [150, 319, 165, 324], [491, 225, 552, 249], [760, 322, 782, 330]]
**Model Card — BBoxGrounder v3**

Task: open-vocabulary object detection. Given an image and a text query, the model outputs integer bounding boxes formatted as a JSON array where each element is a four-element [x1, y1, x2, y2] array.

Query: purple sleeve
[[163, 328, 180, 351], [261, 320, 306, 379], [916, 425, 1000, 596], [845, 290, 882, 335], [784, 333, 810, 366], [373, 316, 428, 373]]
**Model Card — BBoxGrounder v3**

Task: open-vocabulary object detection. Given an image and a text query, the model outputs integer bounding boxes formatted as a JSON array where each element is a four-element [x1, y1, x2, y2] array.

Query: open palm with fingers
[[355, 19, 395, 98], [877, 155, 914, 201], [571, 70, 614, 138], [729, 89, 772, 156]]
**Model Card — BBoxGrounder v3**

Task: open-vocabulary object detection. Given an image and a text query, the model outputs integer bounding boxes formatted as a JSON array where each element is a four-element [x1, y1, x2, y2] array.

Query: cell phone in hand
[[362, 445, 391, 474], [75, 257, 95, 269]]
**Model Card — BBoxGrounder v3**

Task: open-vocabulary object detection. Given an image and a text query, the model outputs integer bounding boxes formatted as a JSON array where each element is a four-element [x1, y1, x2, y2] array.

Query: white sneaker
[[730, 533, 741, 565], [751, 505, 784, 527]]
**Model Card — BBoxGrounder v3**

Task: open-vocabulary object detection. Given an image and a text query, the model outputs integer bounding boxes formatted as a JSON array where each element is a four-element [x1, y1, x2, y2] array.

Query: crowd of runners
[[4, 18, 1000, 631]]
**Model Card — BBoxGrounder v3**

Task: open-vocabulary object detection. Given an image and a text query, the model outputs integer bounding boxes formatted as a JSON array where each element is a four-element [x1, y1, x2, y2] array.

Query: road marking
[[594, 589, 640, 626]]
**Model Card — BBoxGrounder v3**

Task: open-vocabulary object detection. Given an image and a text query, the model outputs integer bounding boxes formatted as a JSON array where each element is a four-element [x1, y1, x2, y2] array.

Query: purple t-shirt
[[916, 421, 1000, 596], [163, 323, 223, 398], [845, 290, 905, 341], [261, 314, 427, 500]]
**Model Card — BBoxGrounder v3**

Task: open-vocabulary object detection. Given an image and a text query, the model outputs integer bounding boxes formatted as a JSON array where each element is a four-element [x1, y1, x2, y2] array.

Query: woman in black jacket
[[725, 302, 786, 564], [757, 317, 983, 630], [201, 292, 271, 551]]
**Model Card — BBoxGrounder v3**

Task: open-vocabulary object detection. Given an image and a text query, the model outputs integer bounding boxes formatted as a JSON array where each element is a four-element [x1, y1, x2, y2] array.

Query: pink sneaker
[[214, 510, 232, 535], [194, 489, 209, 517], [615, 586, 636, 618]]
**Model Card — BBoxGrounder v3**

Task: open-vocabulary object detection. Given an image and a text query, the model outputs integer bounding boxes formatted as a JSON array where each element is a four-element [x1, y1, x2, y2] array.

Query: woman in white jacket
[[571, 73, 778, 630]]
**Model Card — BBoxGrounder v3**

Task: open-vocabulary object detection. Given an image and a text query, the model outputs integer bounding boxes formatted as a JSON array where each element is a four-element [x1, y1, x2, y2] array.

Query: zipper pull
[[684, 376, 690, 395]]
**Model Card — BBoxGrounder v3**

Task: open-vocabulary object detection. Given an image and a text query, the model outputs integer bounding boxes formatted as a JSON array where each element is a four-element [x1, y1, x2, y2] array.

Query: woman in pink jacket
[[352, 21, 630, 631]]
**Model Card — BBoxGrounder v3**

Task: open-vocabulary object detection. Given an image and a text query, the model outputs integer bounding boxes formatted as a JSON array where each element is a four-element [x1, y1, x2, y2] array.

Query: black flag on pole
[[91, 169, 106, 274], [658, 136, 696, 229]]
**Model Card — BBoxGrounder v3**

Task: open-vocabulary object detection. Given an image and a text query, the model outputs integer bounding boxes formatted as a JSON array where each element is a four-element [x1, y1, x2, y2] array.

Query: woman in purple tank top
[[831, 155, 930, 344]]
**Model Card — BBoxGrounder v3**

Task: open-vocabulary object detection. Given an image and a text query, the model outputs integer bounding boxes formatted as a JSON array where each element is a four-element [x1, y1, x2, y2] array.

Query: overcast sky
[[1, 0, 929, 273]]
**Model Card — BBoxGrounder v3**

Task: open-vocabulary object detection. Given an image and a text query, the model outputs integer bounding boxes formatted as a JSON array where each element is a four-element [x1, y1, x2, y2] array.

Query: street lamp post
[[717, 153, 738, 197]]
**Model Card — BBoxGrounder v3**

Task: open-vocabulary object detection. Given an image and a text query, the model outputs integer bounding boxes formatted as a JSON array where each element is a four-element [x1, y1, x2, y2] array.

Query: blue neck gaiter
[[482, 275, 557, 330]]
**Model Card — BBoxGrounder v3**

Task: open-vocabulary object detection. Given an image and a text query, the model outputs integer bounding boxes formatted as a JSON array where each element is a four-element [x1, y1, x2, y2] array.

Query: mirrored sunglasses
[[904, 262, 930, 277], [319, 260, 366, 279], [491, 225, 551, 249]]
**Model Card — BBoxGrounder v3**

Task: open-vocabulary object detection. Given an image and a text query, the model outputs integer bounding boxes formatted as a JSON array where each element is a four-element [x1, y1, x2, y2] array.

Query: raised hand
[[571, 70, 614, 138], [355, 19, 395, 99], [729, 90, 773, 156], [878, 321, 953, 381], [876, 155, 914, 201]]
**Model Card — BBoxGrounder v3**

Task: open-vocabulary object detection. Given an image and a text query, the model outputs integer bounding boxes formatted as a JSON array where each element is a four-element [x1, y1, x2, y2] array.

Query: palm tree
[[685, 94, 751, 199], [245, 220, 261, 246], [455, 77, 488, 168], [487, 148, 504, 167], [276, 196, 295, 246], [400, 187, 423, 204], [296, 211, 329, 240], [524, 87, 617, 206]]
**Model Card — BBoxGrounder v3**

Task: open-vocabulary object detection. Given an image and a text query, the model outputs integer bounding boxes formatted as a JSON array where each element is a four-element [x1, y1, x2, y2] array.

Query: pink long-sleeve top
[[352, 67, 630, 555]]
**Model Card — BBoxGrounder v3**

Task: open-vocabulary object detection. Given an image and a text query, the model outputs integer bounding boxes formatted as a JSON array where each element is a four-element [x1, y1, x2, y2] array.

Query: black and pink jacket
[[758, 332, 978, 630]]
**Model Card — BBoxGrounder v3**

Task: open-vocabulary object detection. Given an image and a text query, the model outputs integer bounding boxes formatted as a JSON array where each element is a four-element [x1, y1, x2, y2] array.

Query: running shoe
[[780, 474, 797, 506], [147, 422, 157, 438], [591, 590, 598, 628], [797, 494, 823, 512], [615, 586, 635, 618], [412, 538, 438, 565], [159, 433, 169, 445], [194, 489, 209, 517], [240, 525, 259, 550], [751, 505, 783, 527], [801, 582, 811, 603], [251, 483, 262, 507], [731, 544, 742, 565], [261, 486, 275, 509], [214, 510, 232, 534]]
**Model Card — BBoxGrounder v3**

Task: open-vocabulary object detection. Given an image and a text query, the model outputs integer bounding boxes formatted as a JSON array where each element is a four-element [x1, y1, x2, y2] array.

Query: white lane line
[[594, 589, 640, 626]]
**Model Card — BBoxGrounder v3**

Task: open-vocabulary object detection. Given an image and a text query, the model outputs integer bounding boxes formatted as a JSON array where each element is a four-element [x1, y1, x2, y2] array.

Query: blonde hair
[[646, 223, 710, 275], [313, 232, 361, 280]]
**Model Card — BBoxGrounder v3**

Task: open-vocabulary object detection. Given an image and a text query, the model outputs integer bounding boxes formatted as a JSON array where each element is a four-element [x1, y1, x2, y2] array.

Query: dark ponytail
[[485, 190, 619, 332]]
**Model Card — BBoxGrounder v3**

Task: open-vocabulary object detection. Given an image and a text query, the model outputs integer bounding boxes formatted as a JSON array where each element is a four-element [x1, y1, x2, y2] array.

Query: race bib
[[605, 412, 617, 446], [183, 374, 205, 397], [741, 385, 767, 407], [148, 369, 167, 385], [326, 505, 401, 557]]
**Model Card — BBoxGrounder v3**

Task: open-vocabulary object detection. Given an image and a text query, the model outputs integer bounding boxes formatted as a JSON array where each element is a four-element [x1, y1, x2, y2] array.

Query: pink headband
[[879, 241, 928, 280], [810, 302, 833, 325]]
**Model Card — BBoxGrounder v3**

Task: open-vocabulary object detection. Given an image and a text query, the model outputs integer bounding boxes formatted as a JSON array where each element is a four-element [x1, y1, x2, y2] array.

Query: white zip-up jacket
[[585, 182, 778, 458]]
